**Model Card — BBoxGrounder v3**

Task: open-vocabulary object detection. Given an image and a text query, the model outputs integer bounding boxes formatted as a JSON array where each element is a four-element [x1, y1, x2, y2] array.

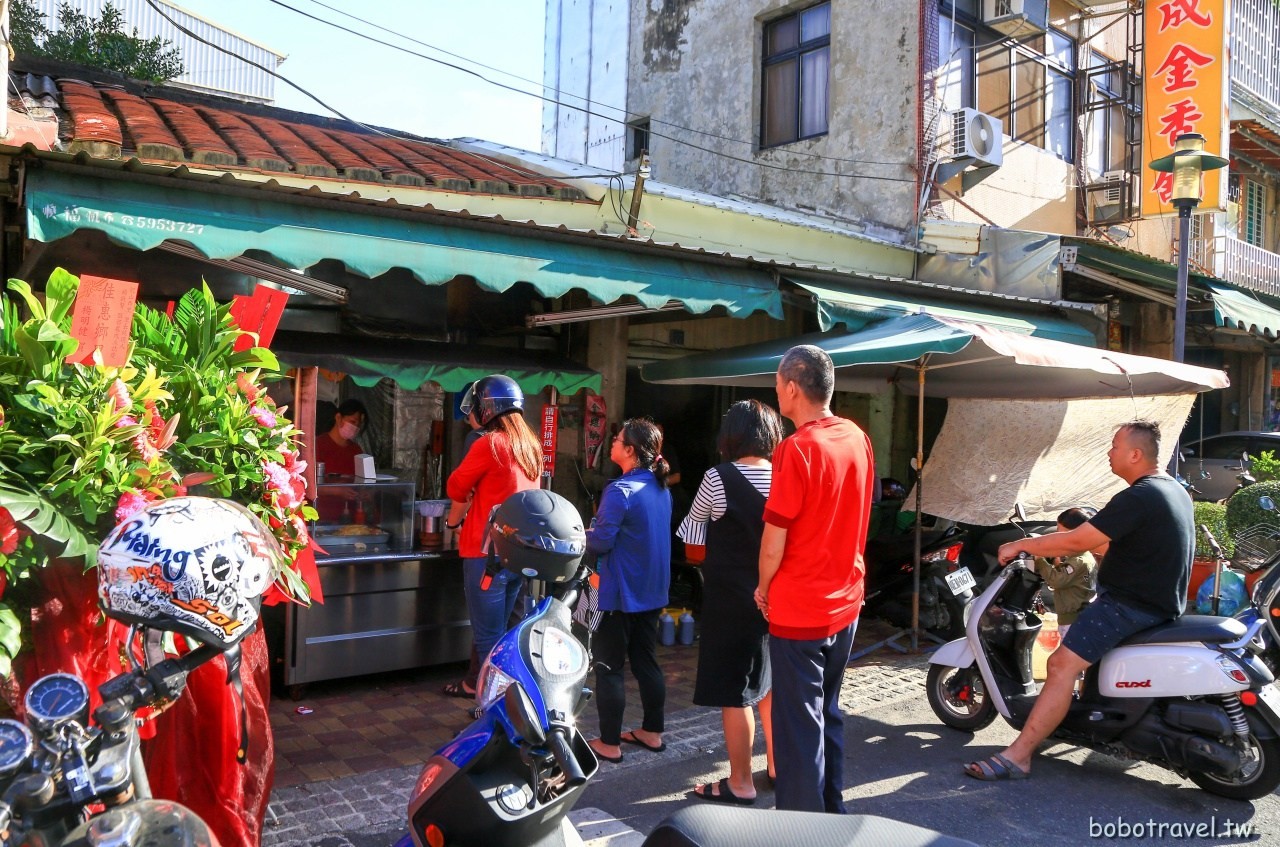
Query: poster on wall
[[1141, 0, 1229, 218], [585, 394, 607, 469]]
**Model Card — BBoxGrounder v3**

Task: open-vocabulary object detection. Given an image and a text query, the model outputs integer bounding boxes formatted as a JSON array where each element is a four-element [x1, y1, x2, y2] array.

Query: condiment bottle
[[353, 501, 366, 525]]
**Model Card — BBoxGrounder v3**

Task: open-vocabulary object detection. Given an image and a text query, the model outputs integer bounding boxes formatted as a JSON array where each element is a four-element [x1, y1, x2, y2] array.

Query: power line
[[262, 0, 915, 183], [292, 0, 911, 171]]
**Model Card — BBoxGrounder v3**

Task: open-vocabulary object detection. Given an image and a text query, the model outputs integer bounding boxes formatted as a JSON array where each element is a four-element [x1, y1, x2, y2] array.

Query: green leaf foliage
[[9, 0, 184, 83], [1192, 500, 1233, 559], [1225, 479, 1280, 537]]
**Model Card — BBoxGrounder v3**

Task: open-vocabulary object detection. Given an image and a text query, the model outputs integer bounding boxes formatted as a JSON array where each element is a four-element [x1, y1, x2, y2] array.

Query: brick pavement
[[262, 618, 930, 846]]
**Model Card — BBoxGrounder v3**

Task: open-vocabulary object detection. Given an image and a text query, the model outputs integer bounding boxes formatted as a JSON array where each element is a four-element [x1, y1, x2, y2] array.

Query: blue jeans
[[768, 620, 857, 813], [463, 557, 522, 661]]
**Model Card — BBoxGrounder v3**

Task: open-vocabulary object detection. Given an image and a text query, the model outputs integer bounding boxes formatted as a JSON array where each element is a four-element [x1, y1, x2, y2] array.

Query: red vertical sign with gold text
[[1142, 0, 1229, 218], [541, 404, 559, 480]]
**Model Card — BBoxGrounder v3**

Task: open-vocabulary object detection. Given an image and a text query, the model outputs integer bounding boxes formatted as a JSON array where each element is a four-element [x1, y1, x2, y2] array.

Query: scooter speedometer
[[538, 627, 585, 676]]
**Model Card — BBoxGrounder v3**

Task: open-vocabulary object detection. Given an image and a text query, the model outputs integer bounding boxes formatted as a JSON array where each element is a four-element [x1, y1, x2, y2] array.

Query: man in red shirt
[[755, 344, 875, 813]]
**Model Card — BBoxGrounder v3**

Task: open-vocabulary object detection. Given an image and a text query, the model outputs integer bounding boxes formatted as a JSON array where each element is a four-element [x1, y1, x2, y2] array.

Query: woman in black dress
[[677, 400, 784, 805]]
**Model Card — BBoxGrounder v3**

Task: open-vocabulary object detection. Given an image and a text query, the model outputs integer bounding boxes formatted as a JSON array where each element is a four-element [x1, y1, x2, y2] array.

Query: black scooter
[[863, 525, 971, 640]]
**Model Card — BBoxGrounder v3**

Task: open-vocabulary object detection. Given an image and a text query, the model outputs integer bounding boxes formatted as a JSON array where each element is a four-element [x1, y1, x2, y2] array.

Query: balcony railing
[[1193, 235, 1280, 298], [1234, 0, 1280, 113]]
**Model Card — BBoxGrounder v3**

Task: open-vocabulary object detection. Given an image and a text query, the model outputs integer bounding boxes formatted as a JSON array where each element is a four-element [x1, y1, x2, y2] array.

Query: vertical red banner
[[541, 404, 559, 478], [229, 286, 290, 351], [68, 275, 139, 366]]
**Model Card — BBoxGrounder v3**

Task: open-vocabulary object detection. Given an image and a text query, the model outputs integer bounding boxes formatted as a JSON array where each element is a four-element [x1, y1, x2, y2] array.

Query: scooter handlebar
[[548, 728, 587, 787]]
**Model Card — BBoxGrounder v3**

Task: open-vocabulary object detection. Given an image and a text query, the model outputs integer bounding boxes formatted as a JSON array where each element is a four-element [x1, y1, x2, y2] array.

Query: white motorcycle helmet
[[97, 497, 284, 649]]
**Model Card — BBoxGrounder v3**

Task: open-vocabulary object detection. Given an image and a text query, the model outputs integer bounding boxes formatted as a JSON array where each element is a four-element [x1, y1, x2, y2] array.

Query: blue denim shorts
[[1060, 592, 1169, 665]]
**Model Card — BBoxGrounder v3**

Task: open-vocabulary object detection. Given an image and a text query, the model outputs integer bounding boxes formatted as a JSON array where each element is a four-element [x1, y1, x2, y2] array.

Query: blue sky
[[171, 0, 547, 150]]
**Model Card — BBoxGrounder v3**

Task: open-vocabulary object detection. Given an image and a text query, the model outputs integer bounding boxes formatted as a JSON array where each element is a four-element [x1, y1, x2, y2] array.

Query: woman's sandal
[[441, 680, 475, 699], [693, 778, 755, 806]]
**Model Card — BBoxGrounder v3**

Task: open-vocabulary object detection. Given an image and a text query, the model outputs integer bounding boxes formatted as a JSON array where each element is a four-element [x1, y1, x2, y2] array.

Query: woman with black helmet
[[441, 375, 541, 699], [586, 418, 672, 764]]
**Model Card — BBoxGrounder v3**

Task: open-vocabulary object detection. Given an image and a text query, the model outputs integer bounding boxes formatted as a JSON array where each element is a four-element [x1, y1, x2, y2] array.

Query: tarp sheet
[[917, 395, 1197, 525]]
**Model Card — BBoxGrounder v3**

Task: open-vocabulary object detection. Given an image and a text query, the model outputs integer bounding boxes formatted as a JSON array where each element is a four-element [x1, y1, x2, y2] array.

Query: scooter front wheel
[[926, 664, 996, 732]]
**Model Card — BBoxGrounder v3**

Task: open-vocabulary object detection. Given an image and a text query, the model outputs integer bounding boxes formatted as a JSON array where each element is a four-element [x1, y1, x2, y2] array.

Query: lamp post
[[1148, 132, 1229, 363]]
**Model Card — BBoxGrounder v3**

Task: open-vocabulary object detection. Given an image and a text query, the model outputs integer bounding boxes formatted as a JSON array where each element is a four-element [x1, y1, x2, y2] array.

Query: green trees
[[9, 1, 184, 83]]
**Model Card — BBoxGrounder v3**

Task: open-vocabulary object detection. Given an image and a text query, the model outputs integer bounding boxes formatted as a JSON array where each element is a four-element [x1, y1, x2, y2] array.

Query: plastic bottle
[[658, 611, 676, 646], [677, 611, 696, 645], [353, 501, 366, 526]]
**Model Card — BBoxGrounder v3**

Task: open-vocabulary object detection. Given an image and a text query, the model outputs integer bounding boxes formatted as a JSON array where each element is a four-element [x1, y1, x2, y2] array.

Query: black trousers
[[593, 608, 665, 745]]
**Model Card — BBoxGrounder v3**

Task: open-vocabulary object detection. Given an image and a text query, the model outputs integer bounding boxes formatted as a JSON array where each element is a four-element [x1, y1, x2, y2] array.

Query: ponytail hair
[[619, 417, 670, 489]]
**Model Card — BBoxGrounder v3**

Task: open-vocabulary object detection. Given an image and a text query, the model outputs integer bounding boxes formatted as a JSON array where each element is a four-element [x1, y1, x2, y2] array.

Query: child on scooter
[[1033, 506, 1102, 638]]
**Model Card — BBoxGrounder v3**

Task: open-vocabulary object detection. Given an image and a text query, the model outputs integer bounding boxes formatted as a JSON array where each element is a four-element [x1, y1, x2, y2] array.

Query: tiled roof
[[7, 70, 586, 200]]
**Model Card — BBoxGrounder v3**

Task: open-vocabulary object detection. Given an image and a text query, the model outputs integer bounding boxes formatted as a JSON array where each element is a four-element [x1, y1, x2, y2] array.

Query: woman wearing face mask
[[314, 399, 368, 522]]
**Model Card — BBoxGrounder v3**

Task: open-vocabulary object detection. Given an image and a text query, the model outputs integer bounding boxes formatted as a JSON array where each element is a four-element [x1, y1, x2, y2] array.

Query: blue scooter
[[399, 490, 598, 847]]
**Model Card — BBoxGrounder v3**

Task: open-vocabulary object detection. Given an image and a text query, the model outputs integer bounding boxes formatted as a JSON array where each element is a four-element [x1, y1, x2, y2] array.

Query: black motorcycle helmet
[[459, 374, 524, 427], [489, 490, 587, 583]]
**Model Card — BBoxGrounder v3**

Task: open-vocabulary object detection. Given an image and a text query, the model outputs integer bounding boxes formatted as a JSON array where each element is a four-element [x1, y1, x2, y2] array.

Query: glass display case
[[311, 474, 415, 550]]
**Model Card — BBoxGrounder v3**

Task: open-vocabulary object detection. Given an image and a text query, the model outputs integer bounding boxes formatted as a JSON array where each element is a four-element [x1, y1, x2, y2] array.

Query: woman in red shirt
[[314, 399, 367, 522], [442, 375, 541, 697]]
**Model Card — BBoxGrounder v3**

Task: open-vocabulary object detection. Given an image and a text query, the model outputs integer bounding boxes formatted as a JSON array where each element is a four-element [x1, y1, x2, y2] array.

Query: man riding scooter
[[965, 419, 1192, 781]]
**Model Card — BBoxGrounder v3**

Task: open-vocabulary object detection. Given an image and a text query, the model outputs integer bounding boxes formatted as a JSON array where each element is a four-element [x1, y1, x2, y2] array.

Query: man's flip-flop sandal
[[693, 778, 755, 806], [964, 753, 1029, 781]]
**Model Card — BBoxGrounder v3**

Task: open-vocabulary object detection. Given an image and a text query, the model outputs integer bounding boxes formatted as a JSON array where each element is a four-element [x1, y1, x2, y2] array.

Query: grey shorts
[[1060, 592, 1169, 665]]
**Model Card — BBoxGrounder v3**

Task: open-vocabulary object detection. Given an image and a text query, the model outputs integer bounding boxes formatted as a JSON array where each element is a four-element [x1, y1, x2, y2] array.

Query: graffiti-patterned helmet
[[97, 497, 285, 649]]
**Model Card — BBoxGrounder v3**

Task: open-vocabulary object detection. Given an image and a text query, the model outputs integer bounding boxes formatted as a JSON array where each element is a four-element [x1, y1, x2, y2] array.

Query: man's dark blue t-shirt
[[1089, 473, 1194, 618]]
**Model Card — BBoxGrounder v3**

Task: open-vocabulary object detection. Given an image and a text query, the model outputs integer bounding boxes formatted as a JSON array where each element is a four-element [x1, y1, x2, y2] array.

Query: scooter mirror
[[1260, 496, 1276, 512], [503, 682, 547, 747], [1012, 503, 1027, 523]]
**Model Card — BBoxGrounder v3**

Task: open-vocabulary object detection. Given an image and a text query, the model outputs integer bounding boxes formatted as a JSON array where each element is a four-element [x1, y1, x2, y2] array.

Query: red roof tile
[[26, 73, 585, 200]]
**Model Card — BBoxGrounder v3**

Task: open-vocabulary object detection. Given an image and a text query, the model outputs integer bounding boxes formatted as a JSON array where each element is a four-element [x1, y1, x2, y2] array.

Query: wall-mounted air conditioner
[[1086, 170, 1135, 225], [948, 108, 1004, 169], [982, 0, 1049, 37]]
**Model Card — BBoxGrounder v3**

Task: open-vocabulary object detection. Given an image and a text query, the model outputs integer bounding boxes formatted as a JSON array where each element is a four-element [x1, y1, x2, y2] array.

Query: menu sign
[[1142, 0, 1228, 217], [68, 275, 138, 366], [541, 404, 559, 479]]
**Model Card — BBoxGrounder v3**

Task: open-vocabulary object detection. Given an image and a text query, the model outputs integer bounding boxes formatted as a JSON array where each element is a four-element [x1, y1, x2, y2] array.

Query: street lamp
[[1148, 132, 1229, 363]]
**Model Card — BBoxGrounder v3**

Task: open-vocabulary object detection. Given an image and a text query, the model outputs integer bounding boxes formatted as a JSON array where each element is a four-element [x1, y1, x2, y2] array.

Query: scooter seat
[[1120, 614, 1247, 647]]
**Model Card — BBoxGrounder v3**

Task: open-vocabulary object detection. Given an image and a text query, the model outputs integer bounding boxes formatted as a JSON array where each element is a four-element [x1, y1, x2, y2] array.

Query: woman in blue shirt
[[586, 418, 672, 764]]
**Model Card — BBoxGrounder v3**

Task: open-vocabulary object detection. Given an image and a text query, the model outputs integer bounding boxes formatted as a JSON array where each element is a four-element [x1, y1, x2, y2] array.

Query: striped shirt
[[676, 462, 773, 546]]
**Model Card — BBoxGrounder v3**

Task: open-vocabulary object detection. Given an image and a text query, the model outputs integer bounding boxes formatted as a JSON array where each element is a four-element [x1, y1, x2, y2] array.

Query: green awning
[[792, 278, 1097, 344], [25, 169, 782, 318], [1208, 282, 1280, 340], [272, 331, 600, 395], [1061, 237, 1221, 295], [641, 313, 1227, 398]]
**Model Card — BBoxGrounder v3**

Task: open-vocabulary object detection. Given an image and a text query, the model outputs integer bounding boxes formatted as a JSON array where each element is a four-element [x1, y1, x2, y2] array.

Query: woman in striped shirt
[[678, 400, 784, 806]]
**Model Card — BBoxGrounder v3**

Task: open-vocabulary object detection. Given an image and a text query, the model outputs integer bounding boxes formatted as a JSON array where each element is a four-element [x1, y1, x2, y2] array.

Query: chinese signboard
[[1142, 0, 1229, 218], [541, 404, 559, 479]]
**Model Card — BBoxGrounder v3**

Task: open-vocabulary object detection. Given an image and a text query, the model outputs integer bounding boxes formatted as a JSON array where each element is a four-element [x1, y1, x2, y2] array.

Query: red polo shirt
[[763, 416, 875, 639]]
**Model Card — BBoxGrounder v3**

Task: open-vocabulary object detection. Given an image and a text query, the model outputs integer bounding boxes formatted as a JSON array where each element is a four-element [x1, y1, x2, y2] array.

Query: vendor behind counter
[[315, 399, 368, 522]]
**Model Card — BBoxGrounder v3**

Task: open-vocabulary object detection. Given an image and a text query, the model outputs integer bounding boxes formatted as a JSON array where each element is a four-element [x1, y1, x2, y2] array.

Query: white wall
[[542, 0, 629, 171]]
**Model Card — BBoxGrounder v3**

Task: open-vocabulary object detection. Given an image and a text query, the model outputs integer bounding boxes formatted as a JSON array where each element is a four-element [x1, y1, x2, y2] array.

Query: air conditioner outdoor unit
[[948, 108, 1004, 168], [1087, 170, 1134, 224], [982, 0, 1049, 37]]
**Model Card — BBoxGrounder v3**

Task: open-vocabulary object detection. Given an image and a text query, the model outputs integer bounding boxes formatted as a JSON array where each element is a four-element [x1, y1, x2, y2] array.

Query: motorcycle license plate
[[945, 566, 976, 595], [1257, 683, 1280, 715]]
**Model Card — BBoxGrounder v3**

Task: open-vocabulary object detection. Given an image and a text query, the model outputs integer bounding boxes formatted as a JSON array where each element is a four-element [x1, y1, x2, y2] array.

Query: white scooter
[[926, 528, 1280, 799]]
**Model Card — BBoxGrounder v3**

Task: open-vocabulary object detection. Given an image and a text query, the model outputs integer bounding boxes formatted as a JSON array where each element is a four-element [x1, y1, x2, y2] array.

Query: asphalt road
[[266, 655, 1277, 846]]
